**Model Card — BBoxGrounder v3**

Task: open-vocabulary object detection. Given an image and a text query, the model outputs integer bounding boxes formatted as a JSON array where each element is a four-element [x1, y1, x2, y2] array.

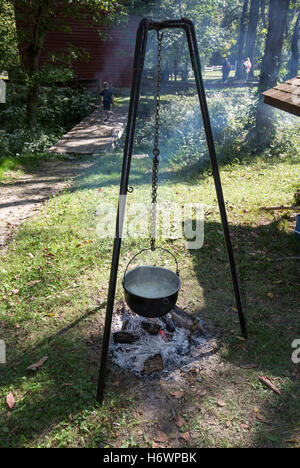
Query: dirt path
[[0, 106, 128, 251], [0, 158, 91, 250]]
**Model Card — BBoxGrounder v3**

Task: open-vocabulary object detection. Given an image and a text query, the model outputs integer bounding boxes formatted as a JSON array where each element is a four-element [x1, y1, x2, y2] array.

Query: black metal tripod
[[96, 18, 247, 405]]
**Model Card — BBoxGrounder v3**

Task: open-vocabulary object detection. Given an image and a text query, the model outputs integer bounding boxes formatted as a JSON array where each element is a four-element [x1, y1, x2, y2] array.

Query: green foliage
[[0, 84, 92, 157], [132, 88, 299, 169], [139, 0, 245, 74], [0, 0, 19, 71], [133, 89, 251, 166], [13, 0, 127, 125]]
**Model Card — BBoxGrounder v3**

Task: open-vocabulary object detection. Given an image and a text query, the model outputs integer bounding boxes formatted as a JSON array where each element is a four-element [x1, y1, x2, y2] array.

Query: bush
[[0, 84, 93, 158], [0, 126, 64, 157], [132, 90, 252, 167], [131, 89, 299, 169]]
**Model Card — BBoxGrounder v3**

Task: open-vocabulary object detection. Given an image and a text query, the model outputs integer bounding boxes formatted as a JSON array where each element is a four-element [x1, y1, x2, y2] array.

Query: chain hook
[[151, 30, 163, 252]]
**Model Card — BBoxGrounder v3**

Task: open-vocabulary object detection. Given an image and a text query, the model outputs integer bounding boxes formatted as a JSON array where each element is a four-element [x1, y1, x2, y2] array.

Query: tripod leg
[[96, 20, 150, 404], [184, 20, 247, 339]]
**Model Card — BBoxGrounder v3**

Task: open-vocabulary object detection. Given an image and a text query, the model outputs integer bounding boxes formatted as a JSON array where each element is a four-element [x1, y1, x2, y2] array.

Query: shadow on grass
[[0, 141, 299, 447], [1, 215, 299, 448], [188, 217, 300, 447]]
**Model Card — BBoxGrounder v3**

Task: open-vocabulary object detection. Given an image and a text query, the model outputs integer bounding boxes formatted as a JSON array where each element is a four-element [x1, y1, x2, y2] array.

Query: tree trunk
[[260, 0, 267, 27], [288, 9, 300, 79], [245, 0, 260, 78], [26, 40, 45, 127], [255, 0, 291, 145], [235, 0, 249, 80], [14, 1, 52, 127]]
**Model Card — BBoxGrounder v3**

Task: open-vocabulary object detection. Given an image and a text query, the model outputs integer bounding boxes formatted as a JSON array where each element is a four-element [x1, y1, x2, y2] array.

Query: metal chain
[[151, 31, 163, 251]]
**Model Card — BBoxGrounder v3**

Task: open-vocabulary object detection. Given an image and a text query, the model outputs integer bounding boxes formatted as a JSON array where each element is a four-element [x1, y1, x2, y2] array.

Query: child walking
[[100, 81, 114, 122]]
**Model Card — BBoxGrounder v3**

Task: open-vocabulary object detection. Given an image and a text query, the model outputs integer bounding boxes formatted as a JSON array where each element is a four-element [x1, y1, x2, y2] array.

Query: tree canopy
[[2, 0, 299, 130]]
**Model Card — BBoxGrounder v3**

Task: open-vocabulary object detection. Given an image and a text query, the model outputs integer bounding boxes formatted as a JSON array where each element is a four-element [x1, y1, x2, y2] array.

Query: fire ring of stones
[[110, 305, 219, 381]]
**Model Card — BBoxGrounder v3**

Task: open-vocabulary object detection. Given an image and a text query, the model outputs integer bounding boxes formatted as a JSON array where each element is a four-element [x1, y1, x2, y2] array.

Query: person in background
[[222, 58, 231, 84], [242, 58, 252, 82], [100, 81, 114, 123]]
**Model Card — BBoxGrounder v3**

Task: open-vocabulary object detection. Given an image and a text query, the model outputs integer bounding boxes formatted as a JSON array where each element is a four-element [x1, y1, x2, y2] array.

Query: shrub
[[0, 84, 93, 158], [130, 89, 299, 169]]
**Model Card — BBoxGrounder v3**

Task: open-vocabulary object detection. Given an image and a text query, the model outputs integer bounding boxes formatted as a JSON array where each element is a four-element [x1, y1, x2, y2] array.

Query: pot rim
[[123, 265, 181, 300]]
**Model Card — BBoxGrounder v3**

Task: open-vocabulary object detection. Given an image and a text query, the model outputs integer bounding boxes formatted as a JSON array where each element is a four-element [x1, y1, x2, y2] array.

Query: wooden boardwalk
[[49, 106, 127, 155], [263, 76, 300, 117]]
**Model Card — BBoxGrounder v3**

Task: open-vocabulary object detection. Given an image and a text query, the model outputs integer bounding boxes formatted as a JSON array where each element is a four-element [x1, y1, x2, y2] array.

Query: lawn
[[0, 86, 299, 448], [203, 69, 260, 81]]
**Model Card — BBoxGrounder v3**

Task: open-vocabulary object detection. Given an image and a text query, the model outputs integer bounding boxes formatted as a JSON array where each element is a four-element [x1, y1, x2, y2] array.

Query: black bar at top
[[147, 18, 190, 30]]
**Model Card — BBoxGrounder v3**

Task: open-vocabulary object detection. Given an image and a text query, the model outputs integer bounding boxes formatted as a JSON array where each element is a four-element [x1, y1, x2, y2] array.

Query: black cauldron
[[122, 249, 181, 318]]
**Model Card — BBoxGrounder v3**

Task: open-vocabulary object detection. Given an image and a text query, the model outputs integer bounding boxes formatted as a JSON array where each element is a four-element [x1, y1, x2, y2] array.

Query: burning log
[[121, 319, 129, 331], [141, 354, 163, 376], [113, 331, 139, 344], [141, 322, 161, 335], [161, 314, 176, 333], [170, 306, 204, 334]]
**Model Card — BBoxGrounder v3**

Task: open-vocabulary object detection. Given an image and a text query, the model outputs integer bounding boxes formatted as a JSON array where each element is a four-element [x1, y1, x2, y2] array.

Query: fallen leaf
[[26, 356, 48, 371], [11, 289, 19, 295], [259, 375, 281, 395], [180, 432, 190, 442], [253, 406, 260, 414], [175, 414, 186, 428], [26, 280, 41, 286], [256, 413, 271, 424], [155, 431, 169, 443], [6, 392, 15, 409], [196, 389, 207, 398], [170, 391, 184, 399], [29, 253, 34, 259], [152, 442, 161, 448], [236, 336, 247, 341], [226, 420, 231, 427], [43, 252, 55, 258], [286, 438, 298, 444], [240, 424, 249, 430], [239, 363, 257, 369], [217, 400, 226, 407]]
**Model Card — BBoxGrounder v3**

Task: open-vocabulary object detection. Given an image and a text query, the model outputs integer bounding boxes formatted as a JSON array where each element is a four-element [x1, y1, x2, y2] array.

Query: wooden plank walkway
[[263, 76, 300, 117], [49, 106, 127, 155]]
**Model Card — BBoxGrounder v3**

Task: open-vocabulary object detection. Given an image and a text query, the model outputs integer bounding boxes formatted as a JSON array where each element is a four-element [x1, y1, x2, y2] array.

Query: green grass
[[1, 152, 299, 448], [203, 69, 260, 80], [0, 153, 65, 184], [0, 92, 299, 448], [0, 156, 21, 181]]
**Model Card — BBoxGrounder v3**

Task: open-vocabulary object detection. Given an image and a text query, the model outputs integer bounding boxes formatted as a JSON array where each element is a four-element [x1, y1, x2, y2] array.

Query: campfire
[[110, 305, 217, 380]]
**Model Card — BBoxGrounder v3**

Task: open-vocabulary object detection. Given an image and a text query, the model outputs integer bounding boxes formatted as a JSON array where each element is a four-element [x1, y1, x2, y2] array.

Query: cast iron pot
[[122, 248, 181, 319]]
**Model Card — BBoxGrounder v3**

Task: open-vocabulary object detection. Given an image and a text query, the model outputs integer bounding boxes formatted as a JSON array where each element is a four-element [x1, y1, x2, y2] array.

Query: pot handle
[[122, 247, 180, 286]]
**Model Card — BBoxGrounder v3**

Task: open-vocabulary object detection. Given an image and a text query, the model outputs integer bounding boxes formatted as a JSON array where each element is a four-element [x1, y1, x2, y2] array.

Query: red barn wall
[[16, 10, 139, 88]]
